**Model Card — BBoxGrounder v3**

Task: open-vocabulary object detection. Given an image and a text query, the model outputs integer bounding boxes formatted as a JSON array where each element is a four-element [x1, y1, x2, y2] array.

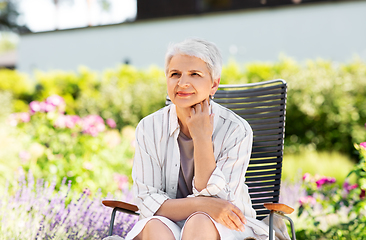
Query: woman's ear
[[210, 77, 220, 96]]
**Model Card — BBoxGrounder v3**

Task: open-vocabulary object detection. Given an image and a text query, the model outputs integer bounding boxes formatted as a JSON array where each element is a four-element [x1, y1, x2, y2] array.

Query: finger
[[202, 99, 210, 114], [228, 211, 245, 232], [210, 113, 215, 124], [190, 106, 196, 115], [195, 102, 202, 112], [222, 216, 238, 231], [231, 206, 247, 225]]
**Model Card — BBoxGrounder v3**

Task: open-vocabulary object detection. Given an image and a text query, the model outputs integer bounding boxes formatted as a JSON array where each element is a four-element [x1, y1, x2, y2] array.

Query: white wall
[[18, 1, 366, 73]]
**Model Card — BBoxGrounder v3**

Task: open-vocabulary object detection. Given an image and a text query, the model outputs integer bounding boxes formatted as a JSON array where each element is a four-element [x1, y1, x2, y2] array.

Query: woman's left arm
[[191, 111, 253, 205]]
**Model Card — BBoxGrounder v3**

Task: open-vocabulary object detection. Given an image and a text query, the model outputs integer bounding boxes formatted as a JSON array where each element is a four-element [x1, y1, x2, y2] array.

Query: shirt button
[[175, 164, 178, 167], [172, 187, 175, 189]]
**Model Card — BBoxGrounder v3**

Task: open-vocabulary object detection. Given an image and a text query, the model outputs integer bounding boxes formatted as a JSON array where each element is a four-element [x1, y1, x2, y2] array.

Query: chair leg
[[269, 211, 274, 240], [108, 208, 118, 236], [271, 212, 296, 240]]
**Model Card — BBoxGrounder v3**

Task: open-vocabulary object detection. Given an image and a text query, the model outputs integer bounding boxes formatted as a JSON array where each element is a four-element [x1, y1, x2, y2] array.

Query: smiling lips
[[177, 91, 194, 97]]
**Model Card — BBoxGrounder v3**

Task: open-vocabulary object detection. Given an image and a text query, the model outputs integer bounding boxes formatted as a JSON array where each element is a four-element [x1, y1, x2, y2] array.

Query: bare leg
[[133, 219, 176, 240], [181, 213, 220, 240]]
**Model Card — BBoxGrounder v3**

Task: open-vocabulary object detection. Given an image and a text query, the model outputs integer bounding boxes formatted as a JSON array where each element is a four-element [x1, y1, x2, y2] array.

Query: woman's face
[[166, 54, 219, 109]]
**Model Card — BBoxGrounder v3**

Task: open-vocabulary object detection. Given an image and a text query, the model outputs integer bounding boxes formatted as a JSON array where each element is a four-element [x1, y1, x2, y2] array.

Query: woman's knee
[[134, 219, 175, 240], [182, 213, 219, 240]]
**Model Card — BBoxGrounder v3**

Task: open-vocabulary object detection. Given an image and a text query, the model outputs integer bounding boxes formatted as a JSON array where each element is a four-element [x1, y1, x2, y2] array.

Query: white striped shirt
[[132, 101, 256, 220]]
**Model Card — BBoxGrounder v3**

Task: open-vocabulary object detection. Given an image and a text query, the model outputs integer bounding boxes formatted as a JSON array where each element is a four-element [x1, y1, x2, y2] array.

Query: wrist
[[192, 134, 212, 143]]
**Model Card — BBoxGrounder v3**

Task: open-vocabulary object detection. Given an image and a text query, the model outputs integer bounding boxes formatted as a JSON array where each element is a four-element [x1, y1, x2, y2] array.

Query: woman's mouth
[[177, 91, 194, 97]]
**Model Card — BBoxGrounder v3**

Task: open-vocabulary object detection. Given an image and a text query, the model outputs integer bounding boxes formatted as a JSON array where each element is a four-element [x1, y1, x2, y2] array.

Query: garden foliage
[[0, 170, 137, 239], [1, 94, 135, 195], [1, 58, 366, 157], [1, 58, 366, 239], [294, 136, 366, 239]]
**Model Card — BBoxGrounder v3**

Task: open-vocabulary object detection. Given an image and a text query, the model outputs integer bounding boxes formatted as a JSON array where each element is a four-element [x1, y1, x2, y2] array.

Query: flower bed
[[0, 170, 138, 239]]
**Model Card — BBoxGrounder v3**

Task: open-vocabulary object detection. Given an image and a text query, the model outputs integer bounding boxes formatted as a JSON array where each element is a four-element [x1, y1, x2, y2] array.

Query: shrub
[[1, 58, 366, 157], [293, 125, 366, 239], [2, 95, 134, 195]]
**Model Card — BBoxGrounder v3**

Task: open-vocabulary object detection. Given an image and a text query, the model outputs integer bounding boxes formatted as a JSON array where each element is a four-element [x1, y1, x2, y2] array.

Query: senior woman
[[125, 38, 271, 240]]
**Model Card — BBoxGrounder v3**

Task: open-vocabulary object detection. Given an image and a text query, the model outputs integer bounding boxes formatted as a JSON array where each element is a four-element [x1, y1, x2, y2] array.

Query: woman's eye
[[170, 73, 181, 78], [191, 73, 201, 76]]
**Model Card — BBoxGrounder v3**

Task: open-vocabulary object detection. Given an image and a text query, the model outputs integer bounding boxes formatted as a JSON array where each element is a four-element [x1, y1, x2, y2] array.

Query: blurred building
[[17, 0, 366, 73]]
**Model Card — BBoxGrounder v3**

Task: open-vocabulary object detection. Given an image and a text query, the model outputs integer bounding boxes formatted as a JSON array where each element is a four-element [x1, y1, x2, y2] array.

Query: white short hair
[[165, 38, 222, 81]]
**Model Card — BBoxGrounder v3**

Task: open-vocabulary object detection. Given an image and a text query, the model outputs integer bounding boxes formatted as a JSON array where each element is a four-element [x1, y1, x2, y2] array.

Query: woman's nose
[[178, 75, 190, 87]]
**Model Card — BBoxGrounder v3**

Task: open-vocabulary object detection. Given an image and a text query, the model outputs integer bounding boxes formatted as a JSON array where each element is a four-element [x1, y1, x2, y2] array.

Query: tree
[[0, 0, 29, 33]]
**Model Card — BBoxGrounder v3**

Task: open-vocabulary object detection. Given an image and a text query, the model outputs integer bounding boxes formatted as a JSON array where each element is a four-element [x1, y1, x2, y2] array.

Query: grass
[[283, 148, 356, 185]]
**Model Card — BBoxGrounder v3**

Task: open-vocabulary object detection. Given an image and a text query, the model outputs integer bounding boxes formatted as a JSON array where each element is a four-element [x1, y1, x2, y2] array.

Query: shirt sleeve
[[192, 122, 253, 203], [132, 120, 170, 219]]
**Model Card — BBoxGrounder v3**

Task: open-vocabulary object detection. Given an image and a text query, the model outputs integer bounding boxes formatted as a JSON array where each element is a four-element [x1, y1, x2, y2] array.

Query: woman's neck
[[176, 106, 192, 139]]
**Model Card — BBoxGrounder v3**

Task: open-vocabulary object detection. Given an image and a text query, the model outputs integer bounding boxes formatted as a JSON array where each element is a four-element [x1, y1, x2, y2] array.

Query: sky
[[18, 0, 137, 32]]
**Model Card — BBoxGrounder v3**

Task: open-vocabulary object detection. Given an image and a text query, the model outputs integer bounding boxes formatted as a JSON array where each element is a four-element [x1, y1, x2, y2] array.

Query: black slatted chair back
[[213, 79, 287, 220], [165, 79, 287, 221]]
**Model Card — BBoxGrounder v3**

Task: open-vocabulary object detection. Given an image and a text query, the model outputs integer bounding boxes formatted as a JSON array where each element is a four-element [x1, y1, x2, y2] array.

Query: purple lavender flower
[[0, 170, 137, 239]]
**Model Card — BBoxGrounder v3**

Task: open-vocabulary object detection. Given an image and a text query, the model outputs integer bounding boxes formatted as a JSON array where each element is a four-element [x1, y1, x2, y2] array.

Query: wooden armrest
[[102, 200, 139, 213], [263, 203, 294, 214]]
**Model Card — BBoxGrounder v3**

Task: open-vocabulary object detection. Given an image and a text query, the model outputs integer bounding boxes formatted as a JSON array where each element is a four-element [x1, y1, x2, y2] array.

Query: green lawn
[[283, 148, 356, 184]]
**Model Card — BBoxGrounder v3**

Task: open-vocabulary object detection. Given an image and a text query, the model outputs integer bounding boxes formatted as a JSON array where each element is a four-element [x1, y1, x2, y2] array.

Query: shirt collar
[[169, 104, 180, 137]]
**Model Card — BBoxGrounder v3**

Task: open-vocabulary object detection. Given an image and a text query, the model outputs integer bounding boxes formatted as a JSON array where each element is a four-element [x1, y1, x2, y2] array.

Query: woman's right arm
[[132, 120, 171, 218], [155, 197, 246, 232]]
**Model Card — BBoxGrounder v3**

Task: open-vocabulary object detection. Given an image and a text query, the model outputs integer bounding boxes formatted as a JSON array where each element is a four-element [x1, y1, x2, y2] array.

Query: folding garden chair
[[102, 79, 295, 240]]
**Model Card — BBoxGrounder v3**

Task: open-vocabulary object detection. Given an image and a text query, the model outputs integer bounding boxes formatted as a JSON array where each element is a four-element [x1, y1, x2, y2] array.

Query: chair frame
[[102, 79, 296, 240]]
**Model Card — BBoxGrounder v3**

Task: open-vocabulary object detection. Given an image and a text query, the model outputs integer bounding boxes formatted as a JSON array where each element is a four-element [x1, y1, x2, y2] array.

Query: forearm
[[154, 197, 204, 222], [193, 136, 216, 191]]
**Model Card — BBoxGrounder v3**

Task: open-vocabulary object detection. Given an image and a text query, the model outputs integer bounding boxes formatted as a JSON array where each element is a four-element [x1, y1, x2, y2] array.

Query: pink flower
[[46, 95, 64, 106], [46, 95, 66, 113], [8, 112, 30, 126], [343, 181, 358, 193], [65, 115, 80, 128], [114, 174, 129, 190], [302, 173, 311, 182], [29, 101, 41, 113], [316, 177, 336, 188], [8, 114, 18, 126], [42, 102, 56, 112], [360, 142, 366, 150], [19, 112, 30, 123], [81, 115, 105, 137], [55, 115, 80, 129], [299, 195, 316, 206], [106, 118, 117, 128], [19, 150, 31, 162]]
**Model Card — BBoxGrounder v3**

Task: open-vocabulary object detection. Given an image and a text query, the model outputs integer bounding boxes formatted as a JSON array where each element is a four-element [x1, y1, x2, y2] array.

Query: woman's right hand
[[198, 197, 247, 232]]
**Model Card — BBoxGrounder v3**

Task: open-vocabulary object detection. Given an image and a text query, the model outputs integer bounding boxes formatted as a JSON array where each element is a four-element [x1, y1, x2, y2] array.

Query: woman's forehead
[[168, 54, 208, 71]]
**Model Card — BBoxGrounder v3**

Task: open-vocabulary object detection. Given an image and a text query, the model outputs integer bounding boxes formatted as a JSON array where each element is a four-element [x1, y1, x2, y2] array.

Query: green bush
[[221, 57, 366, 158], [1, 58, 366, 158], [0, 95, 134, 195]]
